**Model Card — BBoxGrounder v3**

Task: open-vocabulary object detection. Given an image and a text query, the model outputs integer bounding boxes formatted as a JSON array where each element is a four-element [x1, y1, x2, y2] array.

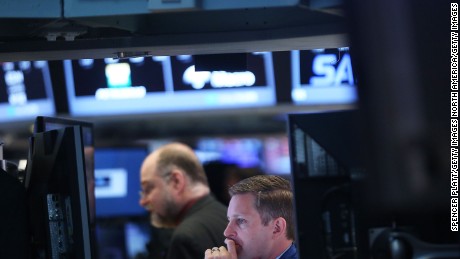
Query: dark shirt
[[167, 195, 227, 259], [279, 243, 298, 259]]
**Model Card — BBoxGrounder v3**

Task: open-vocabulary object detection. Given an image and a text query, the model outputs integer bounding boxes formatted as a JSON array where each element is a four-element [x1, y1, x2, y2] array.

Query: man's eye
[[236, 218, 246, 225], [141, 186, 153, 196]]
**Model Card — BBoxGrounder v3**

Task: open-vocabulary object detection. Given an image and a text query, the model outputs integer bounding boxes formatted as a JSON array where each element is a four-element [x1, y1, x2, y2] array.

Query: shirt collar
[[275, 243, 294, 259]]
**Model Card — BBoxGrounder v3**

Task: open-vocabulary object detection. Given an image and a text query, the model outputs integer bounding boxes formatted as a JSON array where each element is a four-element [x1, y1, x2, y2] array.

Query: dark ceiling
[[0, 1, 349, 61], [0, 0, 352, 157]]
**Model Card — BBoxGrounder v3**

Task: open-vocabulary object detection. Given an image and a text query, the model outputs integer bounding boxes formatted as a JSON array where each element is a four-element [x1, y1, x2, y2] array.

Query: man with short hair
[[139, 142, 227, 259], [205, 175, 298, 259]]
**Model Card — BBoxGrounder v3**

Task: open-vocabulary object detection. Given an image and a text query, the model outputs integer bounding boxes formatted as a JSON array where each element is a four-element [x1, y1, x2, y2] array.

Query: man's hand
[[204, 246, 229, 259], [204, 240, 237, 259]]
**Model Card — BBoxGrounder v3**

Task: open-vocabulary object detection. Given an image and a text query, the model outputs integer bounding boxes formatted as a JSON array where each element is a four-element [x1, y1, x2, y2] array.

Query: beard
[[149, 191, 181, 228]]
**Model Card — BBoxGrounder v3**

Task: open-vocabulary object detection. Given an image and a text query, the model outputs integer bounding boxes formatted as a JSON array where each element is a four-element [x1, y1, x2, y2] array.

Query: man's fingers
[[204, 249, 213, 258], [225, 239, 237, 259], [205, 247, 230, 259]]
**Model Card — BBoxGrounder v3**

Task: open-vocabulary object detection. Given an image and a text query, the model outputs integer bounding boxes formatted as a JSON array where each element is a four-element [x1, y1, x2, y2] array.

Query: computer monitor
[[32, 116, 95, 224], [0, 61, 56, 123], [288, 110, 460, 258], [262, 135, 291, 175], [96, 219, 152, 259], [94, 147, 149, 218], [287, 110, 363, 259], [195, 137, 263, 169], [25, 126, 94, 258]]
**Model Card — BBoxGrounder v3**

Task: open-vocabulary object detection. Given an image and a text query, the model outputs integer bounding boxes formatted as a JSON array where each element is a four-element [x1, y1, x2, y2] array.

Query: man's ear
[[272, 217, 287, 238], [169, 169, 186, 193]]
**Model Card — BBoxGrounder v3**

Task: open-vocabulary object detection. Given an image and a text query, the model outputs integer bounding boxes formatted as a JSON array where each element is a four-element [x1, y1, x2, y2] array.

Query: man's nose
[[139, 196, 148, 208], [223, 222, 235, 238]]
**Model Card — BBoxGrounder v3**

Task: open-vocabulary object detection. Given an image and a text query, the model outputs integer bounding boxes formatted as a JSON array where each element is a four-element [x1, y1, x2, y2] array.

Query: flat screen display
[[26, 126, 94, 258], [287, 110, 361, 258], [96, 220, 151, 259], [0, 61, 55, 122], [195, 135, 291, 175], [262, 135, 291, 175], [33, 116, 96, 224], [196, 137, 263, 168], [64, 52, 276, 116], [291, 47, 358, 105], [94, 147, 149, 218]]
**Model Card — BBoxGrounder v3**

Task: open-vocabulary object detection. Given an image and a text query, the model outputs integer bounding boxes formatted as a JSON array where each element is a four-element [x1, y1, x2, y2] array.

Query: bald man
[[139, 142, 227, 259]]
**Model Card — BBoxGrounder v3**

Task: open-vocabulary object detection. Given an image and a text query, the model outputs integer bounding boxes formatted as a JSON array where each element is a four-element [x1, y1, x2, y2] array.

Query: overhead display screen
[[291, 47, 358, 105], [0, 61, 55, 122], [64, 52, 276, 116]]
